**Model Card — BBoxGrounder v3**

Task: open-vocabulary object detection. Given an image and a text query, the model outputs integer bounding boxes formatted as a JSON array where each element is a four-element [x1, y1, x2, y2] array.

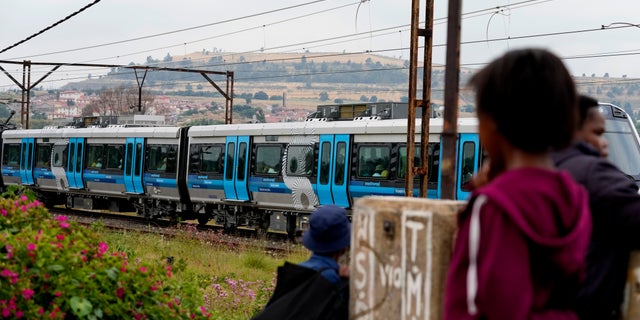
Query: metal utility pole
[[405, 0, 461, 200], [440, 0, 462, 199], [405, 0, 434, 197]]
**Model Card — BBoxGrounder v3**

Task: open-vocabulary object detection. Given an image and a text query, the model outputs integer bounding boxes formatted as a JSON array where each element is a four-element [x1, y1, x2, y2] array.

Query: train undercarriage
[[34, 189, 309, 240]]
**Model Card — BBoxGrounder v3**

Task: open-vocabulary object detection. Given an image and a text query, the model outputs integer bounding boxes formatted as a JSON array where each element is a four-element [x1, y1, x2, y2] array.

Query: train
[[0, 102, 638, 237]]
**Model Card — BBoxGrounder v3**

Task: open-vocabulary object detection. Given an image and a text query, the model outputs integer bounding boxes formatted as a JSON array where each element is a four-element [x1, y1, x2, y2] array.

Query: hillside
[[60, 51, 640, 121]]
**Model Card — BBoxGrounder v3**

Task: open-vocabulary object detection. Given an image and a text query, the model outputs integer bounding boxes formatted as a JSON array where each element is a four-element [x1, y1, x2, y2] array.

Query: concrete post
[[350, 196, 464, 320]]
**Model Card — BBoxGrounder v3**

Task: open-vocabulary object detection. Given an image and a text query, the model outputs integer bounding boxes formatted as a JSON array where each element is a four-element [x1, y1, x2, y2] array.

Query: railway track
[[49, 207, 304, 257]]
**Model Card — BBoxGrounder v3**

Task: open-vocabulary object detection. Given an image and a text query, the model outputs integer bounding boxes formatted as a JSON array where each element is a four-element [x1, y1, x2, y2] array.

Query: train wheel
[[197, 216, 209, 225], [254, 214, 270, 239], [197, 206, 213, 225], [286, 214, 297, 243]]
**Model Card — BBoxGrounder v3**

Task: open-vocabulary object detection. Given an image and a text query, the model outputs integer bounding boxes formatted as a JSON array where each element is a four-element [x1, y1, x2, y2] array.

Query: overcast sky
[[2, 0, 640, 90]]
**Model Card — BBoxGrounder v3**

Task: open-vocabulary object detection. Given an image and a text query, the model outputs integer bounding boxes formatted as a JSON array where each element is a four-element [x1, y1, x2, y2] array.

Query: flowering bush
[[0, 190, 210, 319]]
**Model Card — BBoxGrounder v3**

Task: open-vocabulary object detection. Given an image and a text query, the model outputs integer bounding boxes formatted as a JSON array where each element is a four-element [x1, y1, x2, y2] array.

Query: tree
[[254, 91, 269, 100], [360, 95, 368, 102], [87, 86, 155, 116], [319, 91, 329, 101]]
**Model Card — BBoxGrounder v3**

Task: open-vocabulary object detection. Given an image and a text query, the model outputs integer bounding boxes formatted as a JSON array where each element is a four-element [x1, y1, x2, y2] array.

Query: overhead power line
[[0, 0, 102, 55]]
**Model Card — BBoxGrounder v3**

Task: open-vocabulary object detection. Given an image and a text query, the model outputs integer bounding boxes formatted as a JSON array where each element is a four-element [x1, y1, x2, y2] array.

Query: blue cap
[[302, 205, 351, 253]]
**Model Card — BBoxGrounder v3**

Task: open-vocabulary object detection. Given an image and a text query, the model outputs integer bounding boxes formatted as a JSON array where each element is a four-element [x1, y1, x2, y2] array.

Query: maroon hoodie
[[444, 168, 592, 320]]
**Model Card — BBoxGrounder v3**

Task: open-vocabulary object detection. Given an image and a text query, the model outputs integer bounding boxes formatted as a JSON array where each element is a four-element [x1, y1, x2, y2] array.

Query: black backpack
[[251, 261, 348, 320]]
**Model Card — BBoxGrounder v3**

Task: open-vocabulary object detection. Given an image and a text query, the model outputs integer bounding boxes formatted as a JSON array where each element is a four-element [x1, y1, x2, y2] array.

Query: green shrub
[[0, 192, 210, 319]]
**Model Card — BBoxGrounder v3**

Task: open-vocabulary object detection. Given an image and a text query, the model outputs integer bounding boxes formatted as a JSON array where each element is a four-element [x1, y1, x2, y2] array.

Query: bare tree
[[83, 86, 155, 116], [124, 87, 154, 114]]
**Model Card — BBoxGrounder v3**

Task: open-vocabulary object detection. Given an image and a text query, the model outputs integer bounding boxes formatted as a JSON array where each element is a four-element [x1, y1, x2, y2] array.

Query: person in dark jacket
[[444, 48, 592, 319], [552, 95, 640, 320]]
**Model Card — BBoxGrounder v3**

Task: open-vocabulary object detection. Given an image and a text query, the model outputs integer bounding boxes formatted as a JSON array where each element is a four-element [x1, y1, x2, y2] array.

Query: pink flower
[[20, 195, 27, 201], [57, 215, 70, 228], [98, 242, 108, 255], [56, 234, 65, 241], [1, 308, 9, 317], [22, 289, 34, 300], [54, 291, 62, 297], [116, 287, 124, 300], [0, 208, 6, 216], [20, 205, 27, 212], [27, 243, 36, 251], [5, 244, 12, 256], [139, 266, 147, 273]]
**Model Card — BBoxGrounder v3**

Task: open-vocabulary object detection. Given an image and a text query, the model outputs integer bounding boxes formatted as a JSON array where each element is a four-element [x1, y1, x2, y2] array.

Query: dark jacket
[[444, 168, 592, 320], [552, 142, 640, 320]]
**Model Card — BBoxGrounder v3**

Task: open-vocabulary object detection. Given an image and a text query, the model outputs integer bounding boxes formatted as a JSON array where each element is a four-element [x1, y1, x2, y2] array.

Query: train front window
[[605, 117, 640, 177]]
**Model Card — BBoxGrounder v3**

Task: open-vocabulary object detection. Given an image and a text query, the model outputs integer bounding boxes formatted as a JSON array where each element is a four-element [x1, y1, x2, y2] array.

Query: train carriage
[[1, 101, 638, 238]]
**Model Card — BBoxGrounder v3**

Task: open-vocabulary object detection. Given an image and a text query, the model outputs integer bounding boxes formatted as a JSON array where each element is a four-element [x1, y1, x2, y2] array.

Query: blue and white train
[[0, 102, 638, 236]]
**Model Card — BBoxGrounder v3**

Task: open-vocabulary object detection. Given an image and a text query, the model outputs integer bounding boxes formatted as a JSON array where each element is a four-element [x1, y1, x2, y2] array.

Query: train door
[[124, 137, 145, 194], [65, 137, 85, 189], [223, 136, 250, 201], [455, 133, 480, 200], [19, 138, 35, 185], [316, 134, 350, 207]]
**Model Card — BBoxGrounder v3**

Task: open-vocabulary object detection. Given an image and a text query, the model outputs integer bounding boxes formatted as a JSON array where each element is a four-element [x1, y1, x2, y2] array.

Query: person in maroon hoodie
[[443, 48, 592, 320]]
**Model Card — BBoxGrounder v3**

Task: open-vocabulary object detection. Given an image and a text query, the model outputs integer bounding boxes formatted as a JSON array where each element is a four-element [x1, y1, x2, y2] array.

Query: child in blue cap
[[299, 205, 351, 284]]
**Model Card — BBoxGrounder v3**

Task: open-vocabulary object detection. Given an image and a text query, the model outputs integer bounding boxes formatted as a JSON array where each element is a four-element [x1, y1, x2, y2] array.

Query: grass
[[91, 222, 309, 319]]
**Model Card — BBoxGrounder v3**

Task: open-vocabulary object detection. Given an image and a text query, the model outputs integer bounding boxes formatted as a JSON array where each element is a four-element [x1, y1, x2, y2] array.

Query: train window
[[134, 143, 142, 176], [238, 142, 247, 180], [203, 146, 221, 174], [75, 143, 83, 173], [147, 144, 176, 173], [287, 145, 313, 176], [106, 145, 124, 170], [255, 145, 281, 175], [334, 142, 346, 185], [397, 146, 422, 179], [357, 145, 390, 178], [397, 143, 439, 184], [52, 145, 67, 167], [2, 144, 20, 166], [460, 141, 476, 192], [27, 144, 33, 171], [125, 142, 133, 175], [190, 144, 223, 175], [36, 144, 52, 167], [319, 142, 331, 184], [225, 143, 235, 180], [86, 145, 105, 169]]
